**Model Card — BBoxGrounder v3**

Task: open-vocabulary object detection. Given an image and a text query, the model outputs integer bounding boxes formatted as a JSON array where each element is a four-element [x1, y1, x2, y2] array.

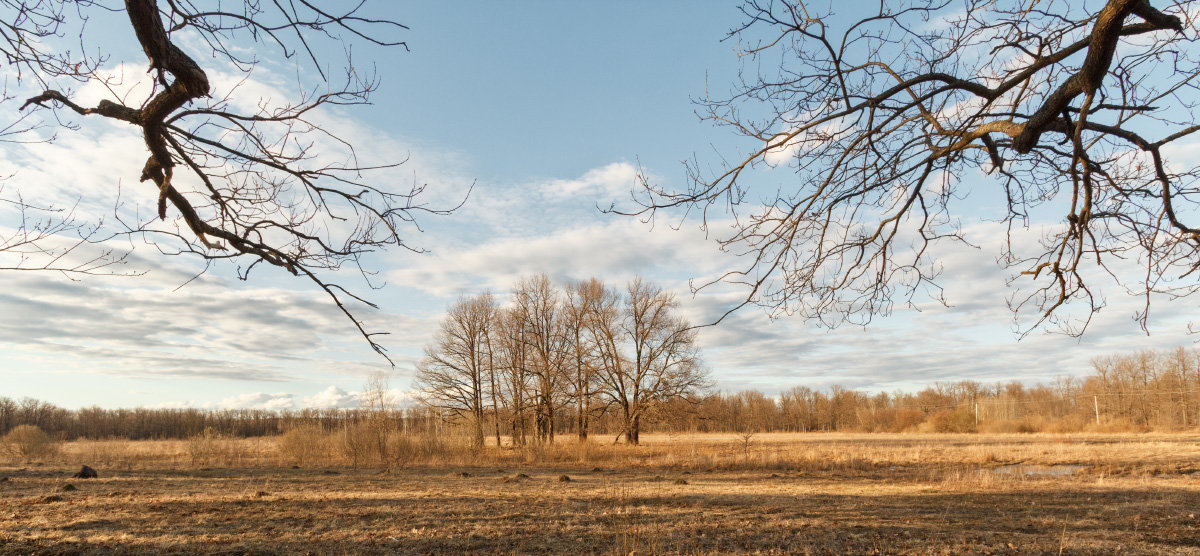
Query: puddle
[[992, 464, 1088, 477]]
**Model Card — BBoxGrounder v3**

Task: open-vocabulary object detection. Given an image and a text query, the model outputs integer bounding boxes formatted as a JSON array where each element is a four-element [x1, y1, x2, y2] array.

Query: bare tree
[[509, 274, 569, 444], [591, 278, 709, 445], [5, 0, 447, 361], [482, 296, 503, 448], [360, 371, 398, 467], [414, 292, 496, 449], [493, 305, 533, 446], [564, 278, 606, 441], [629, 0, 1200, 335]]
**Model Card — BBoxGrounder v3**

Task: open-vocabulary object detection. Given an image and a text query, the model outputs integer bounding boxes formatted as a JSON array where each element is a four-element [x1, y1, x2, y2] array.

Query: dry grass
[[3, 432, 1200, 554]]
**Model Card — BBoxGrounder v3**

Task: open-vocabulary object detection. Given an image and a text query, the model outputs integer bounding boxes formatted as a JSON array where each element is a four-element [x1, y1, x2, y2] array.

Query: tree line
[[415, 274, 711, 446], [653, 348, 1200, 434], [0, 400, 447, 441], [4, 347, 1198, 440]]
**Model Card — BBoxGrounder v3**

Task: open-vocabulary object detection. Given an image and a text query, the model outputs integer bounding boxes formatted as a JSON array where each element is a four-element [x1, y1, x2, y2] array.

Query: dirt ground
[[2, 433, 1200, 554]]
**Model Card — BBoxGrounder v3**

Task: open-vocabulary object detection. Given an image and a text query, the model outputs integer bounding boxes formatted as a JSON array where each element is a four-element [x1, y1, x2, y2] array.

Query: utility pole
[[1094, 395, 1101, 426]]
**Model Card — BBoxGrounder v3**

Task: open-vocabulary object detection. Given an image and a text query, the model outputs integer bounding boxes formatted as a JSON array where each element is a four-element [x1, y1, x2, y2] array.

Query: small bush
[[278, 425, 331, 466], [339, 422, 379, 468], [895, 409, 927, 432], [2, 425, 60, 461], [927, 409, 976, 433]]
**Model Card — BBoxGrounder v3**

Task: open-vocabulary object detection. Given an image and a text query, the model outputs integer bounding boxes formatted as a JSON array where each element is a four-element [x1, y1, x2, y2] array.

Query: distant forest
[[3, 347, 1197, 440]]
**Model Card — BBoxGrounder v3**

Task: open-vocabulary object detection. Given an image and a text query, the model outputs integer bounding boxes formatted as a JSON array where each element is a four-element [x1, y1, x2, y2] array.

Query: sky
[[0, 1, 1197, 410]]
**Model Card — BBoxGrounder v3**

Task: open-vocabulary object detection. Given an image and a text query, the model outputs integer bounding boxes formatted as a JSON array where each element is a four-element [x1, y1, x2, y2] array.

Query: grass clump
[[187, 427, 252, 466]]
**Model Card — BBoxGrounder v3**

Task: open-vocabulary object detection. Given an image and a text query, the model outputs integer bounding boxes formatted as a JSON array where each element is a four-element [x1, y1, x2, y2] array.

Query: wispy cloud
[[0, 266, 406, 382], [390, 216, 725, 297], [539, 162, 639, 200]]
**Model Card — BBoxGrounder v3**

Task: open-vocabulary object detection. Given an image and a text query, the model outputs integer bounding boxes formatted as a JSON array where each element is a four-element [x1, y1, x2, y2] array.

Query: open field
[[3, 432, 1200, 554]]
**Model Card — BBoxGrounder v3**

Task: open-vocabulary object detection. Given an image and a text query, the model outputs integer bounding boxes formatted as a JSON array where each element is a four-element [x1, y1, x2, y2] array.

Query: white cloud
[[678, 217, 1200, 394], [762, 103, 854, 167], [140, 385, 421, 410], [304, 385, 359, 408], [390, 217, 725, 297], [539, 162, 639, 201], [762, 132, 800, 166], [217, 392, 296, 410], [303, 385, 416, 409]]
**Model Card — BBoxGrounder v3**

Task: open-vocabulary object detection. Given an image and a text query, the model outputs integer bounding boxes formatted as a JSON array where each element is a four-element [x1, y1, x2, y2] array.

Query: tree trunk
[[472, 406, 484, 449], [623, 405, 639, 446], [488, 352, 501, 448], [577, 401, 588, 441]]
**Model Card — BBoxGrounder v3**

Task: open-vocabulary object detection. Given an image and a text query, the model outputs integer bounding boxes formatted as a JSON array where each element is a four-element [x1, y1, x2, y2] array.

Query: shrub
[[927, 409, 976, 433], [894, 409, 926, 432], [339, 421, 379, 468], [2, 425, 60, 461], [278, 425, 331, 466]]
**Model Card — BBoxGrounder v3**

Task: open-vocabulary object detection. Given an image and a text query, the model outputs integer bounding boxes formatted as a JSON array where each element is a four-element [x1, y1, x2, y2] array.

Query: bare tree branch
[[624, 0, 1200, 336], [5, 0, 445, 362]]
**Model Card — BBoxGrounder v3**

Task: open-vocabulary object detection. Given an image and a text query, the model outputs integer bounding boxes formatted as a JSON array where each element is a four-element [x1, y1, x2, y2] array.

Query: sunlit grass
[[3, 432, 1199, 554]]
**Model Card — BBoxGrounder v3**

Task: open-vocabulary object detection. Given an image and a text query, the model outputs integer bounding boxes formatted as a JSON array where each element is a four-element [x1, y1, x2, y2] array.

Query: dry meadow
[[3, 432, 1200, 554]]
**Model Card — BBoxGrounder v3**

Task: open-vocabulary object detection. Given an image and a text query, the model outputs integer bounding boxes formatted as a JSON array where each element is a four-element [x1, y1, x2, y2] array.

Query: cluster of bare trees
[[1088, 348, 1200, 429], [0, 397, 451, 442], [5, 348, 1198, 440], [415, 274, 710, 446], [652, 348, 1200, 433]]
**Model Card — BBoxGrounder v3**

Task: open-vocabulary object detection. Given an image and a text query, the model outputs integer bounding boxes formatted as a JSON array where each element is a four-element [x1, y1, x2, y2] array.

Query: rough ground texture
[[2, 434, 1199, 554]]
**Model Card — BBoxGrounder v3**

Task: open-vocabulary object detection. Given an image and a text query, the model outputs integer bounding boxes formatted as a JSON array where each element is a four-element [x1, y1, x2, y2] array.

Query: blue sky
[[370, 2, 740, 180], [0, 1, 1196, 410]]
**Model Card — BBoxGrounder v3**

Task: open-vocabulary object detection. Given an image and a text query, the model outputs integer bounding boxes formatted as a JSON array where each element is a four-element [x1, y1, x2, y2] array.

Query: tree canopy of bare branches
[[630, 0, 1200, 335], [415, 275, 710, 446], [589, 278, 708, 445], [4, 0, 442, 361], [509, 274, 572, 444], [0, 189, 135, 277], [414, 292, 497, 449]]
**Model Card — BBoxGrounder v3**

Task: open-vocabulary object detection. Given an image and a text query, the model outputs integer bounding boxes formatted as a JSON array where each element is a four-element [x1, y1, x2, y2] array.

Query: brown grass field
[[3, 432, 1200, 554]]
